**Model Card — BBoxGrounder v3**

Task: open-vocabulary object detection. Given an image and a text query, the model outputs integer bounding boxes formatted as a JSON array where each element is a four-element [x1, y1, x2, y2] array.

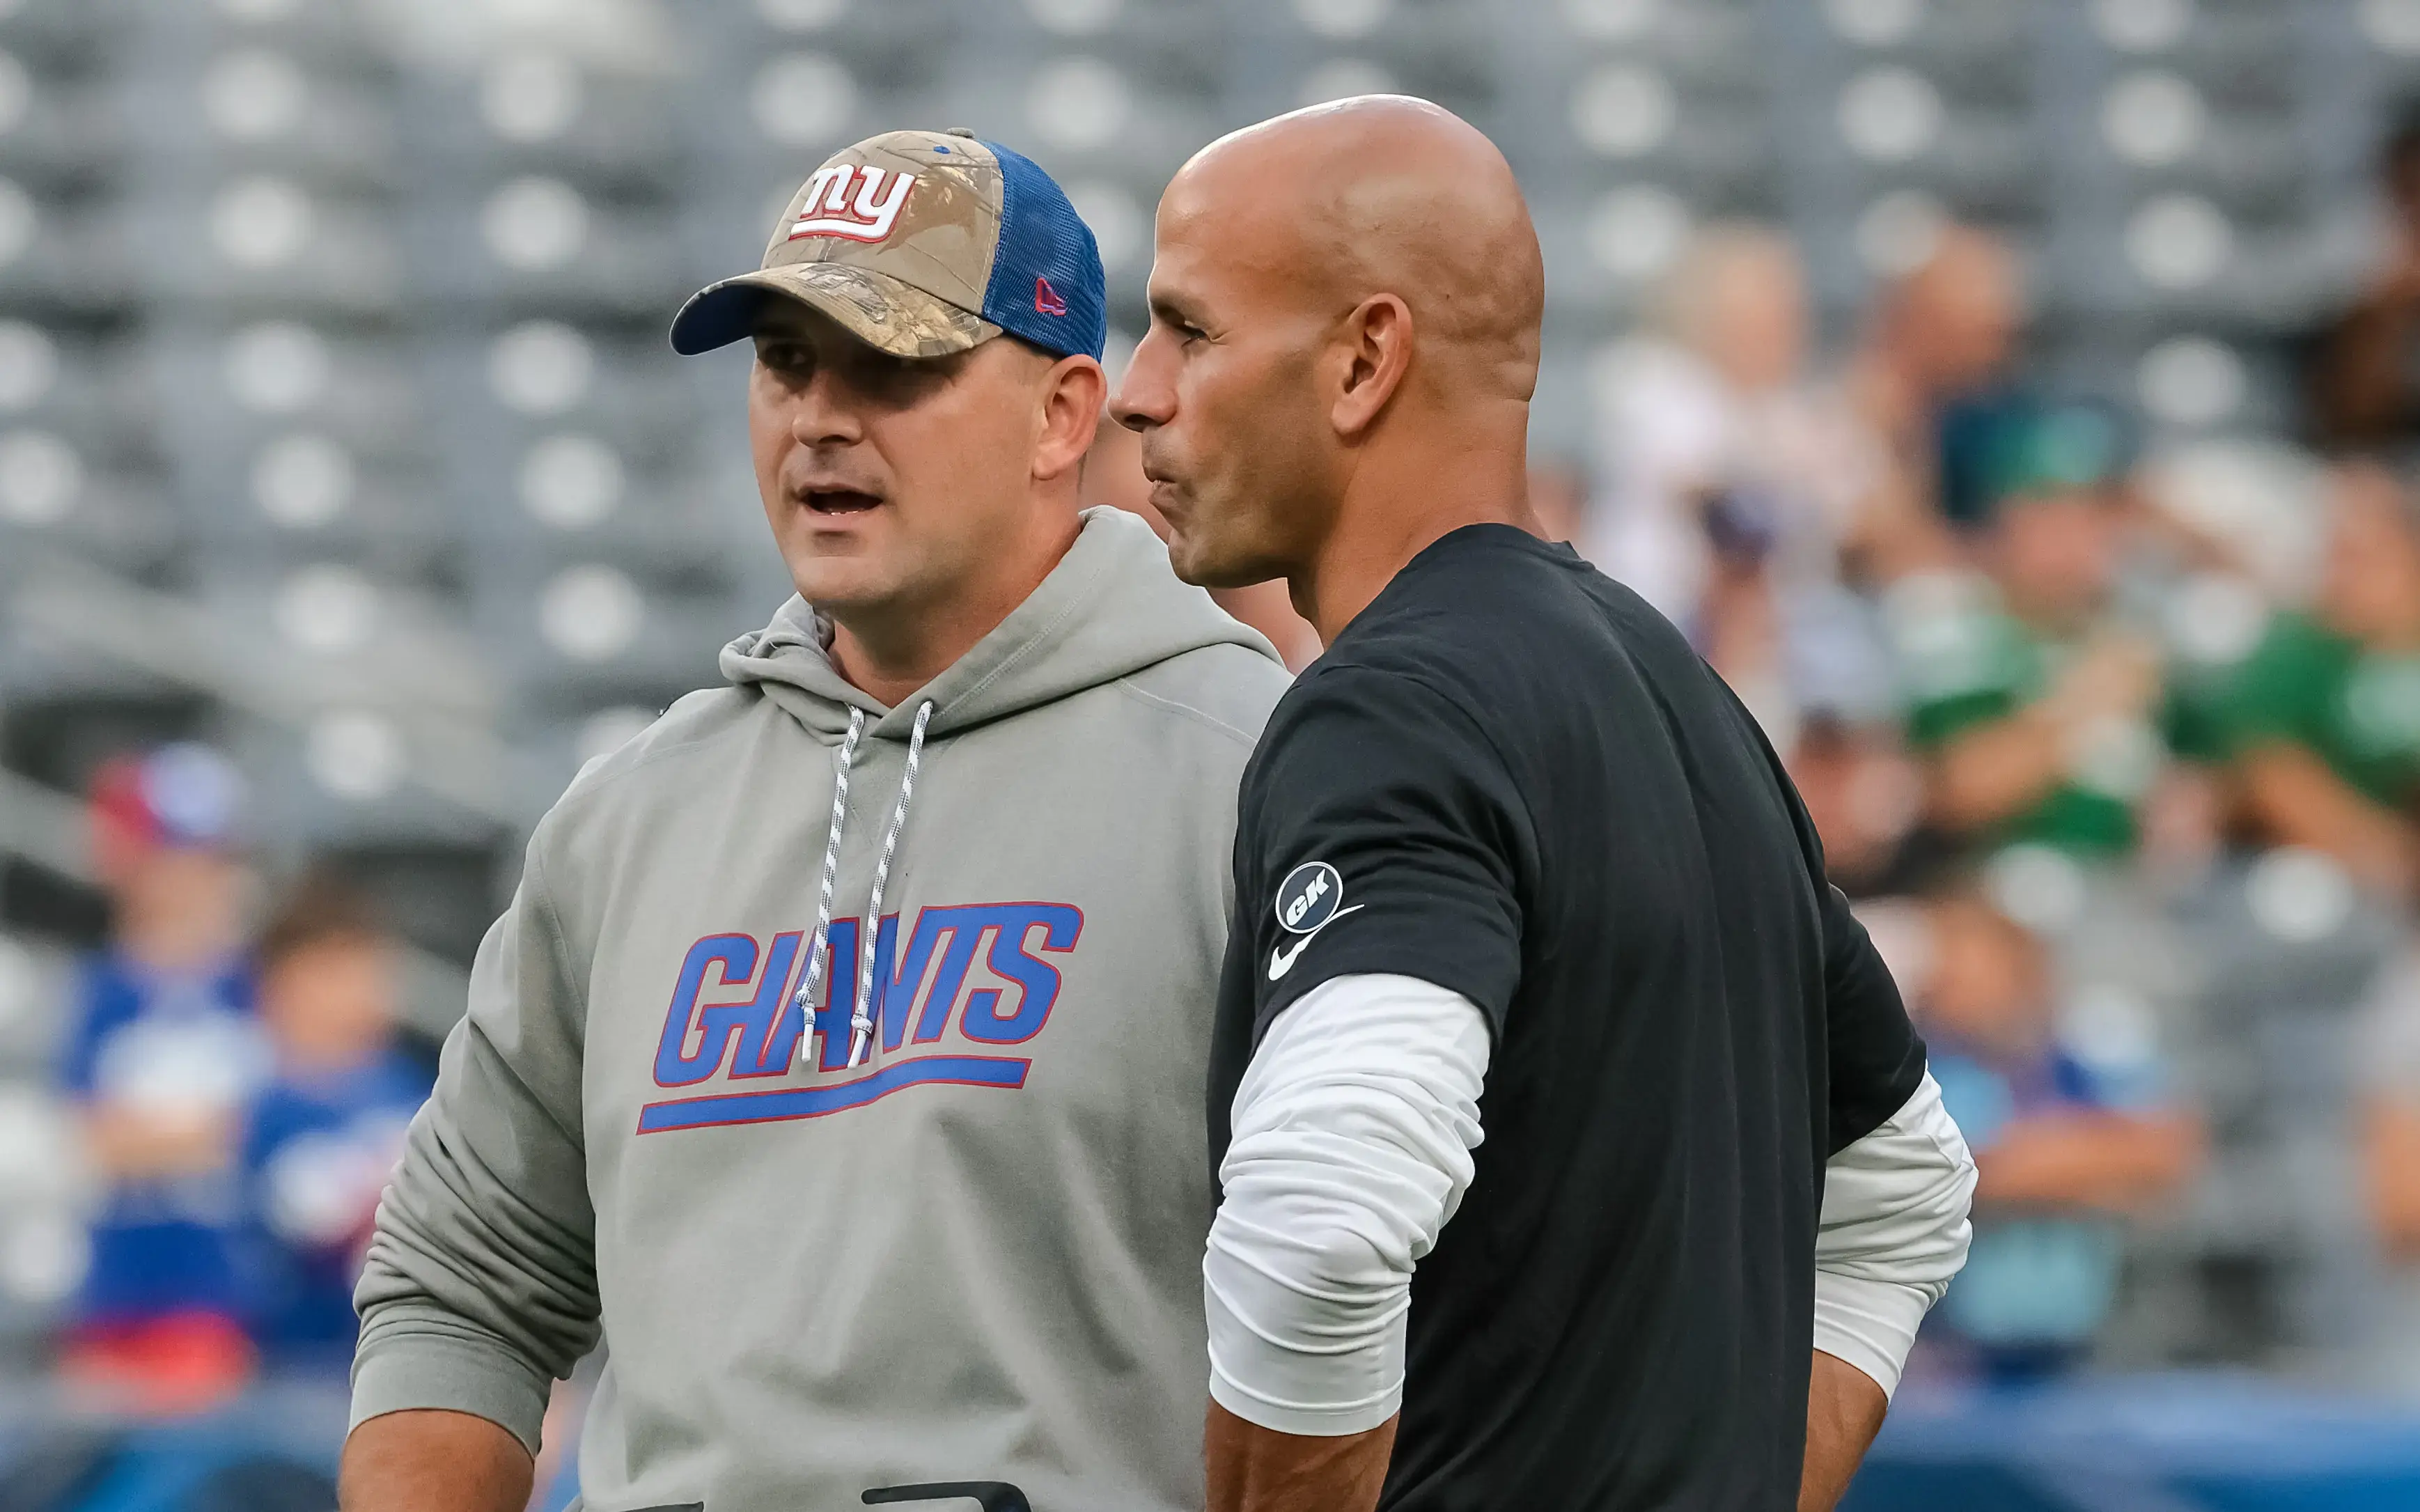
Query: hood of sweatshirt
[[720, 504, 1279, 744]]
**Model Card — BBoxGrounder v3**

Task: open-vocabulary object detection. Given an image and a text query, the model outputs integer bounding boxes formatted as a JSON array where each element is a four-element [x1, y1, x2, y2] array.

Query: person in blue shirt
[[239, 878, 432, 1369], [61, 745, 268, 1410], [1910, 890, 2202, 1381]]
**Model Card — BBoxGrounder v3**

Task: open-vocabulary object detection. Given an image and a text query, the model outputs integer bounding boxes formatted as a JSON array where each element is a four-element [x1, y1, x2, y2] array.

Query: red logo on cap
[[1034, 276, 1068, 317]]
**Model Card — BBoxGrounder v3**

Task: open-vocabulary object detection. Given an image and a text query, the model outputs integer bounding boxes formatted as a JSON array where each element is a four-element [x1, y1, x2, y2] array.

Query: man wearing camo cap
[[341, 129, 1290, 1512]]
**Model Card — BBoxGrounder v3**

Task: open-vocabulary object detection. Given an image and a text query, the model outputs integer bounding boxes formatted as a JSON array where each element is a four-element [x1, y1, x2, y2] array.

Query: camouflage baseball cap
[[669, 128, 1107, 363]]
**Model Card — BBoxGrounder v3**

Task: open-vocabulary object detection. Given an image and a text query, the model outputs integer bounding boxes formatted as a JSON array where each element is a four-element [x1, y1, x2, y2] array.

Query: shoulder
[[1114, 641, 1294, 751], [1252, 655, 1517, 810], [529, 685, 771, 853], [1280, 537, 1658, 743]]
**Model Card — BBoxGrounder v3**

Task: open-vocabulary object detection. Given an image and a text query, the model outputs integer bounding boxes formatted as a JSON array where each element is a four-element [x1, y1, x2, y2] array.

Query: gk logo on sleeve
[[789, 162, 918, 243], [1269, 861, 1361, 982]]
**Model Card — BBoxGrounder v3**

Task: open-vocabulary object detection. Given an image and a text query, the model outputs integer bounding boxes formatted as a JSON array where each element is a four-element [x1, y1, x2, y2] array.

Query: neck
[[827, 507, 1082, 709], [1290, 407, 1537, 644]]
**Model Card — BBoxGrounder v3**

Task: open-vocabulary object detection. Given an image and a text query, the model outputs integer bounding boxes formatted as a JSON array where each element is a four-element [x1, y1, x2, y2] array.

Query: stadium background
[[6, 0, 2420, 1507]]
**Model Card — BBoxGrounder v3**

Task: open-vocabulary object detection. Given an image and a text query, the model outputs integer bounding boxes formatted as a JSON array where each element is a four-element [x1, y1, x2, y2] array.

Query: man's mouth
[[802, 488, 882, 515]]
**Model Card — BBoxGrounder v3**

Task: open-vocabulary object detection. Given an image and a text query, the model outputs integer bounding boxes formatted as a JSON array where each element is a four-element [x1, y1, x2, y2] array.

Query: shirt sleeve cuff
[[1208, 1356, 1403, 1438], [1812, 1268, 1930, 1401], [349, 1322, 555, 1454]]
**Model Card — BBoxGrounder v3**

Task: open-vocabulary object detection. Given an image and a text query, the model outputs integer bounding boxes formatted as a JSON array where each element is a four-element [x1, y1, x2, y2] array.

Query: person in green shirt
[[1890, 472, 2169, 859], [2224, 460, 2420, 896]]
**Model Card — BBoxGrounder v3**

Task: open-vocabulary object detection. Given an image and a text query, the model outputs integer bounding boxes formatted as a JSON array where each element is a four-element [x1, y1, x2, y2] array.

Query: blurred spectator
[[1839, 225, 2022, 567], [1889, 435, 2179, 859], [1593, 224, 1884, 623], [60, 747, 267, 1413], [1789, 716, 1935, 898], [2219, 460, 2420, 897], [1909, 891, 2202, 1380], [1592, 225, 1900, 745], [239, 878, 430, 1373], [2313, 102, 2420, 451], [1087, 414, 1322, 670]]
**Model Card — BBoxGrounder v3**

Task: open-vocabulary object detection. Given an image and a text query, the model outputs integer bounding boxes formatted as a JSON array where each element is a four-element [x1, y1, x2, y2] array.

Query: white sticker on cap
[[790, 164, 917, 243]]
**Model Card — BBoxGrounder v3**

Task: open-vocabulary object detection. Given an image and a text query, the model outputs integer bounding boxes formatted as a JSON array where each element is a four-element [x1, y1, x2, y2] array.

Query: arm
[[1928, 638, 2161, 835], [1802, 1073, 1976, 1511], [81, 1104, 236, 1179], [1205, 1402, 1396, 1512], [2236, 742, 2420, 897], [61, 974, 236, 1183], [1929, 706, 2069, 832], [1795, 872, 1969, 1510], [338, 1409, 531, 1512], [1801, 1350, 1887, 1512], [1975, 1107, 2202, 1213], [1204, 974, 1492, 1512], [343, 836, 600, 1507]]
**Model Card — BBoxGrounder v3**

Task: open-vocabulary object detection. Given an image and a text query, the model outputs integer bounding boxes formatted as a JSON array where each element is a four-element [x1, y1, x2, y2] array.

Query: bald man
[[1112, 98, 1976, 1512]]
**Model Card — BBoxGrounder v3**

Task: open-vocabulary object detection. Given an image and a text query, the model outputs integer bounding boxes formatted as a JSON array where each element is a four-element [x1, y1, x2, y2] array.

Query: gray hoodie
[[352, 507, 1293, 1512]]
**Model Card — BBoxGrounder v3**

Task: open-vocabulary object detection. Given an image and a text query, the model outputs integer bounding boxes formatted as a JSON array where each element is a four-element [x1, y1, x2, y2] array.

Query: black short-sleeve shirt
[[1210, 525, 1926, 1512]]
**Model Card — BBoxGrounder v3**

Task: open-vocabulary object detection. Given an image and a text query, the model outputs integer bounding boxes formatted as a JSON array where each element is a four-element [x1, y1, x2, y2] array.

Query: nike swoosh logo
[[1268, 905, 1364, 981]]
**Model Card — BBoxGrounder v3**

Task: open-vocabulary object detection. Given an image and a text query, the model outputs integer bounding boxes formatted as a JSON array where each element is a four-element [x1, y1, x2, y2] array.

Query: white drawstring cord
[[793, 708, 866, 1067], [846, 699, 934, 1068]]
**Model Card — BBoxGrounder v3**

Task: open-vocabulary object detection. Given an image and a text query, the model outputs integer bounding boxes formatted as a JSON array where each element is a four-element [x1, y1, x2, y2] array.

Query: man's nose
[[1109, 332, 1173, 433], [790, 367, 863, 446]]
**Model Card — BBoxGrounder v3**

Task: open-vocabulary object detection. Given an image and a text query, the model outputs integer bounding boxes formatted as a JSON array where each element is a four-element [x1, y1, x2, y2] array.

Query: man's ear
[[1035, 354, 1109, 484], [1329, 293, 1413, 439]]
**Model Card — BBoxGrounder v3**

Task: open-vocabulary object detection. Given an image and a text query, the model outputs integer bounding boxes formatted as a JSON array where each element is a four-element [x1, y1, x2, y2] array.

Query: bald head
[[1112, 98, 1545, 628], [1165, 96, 1545, 403]]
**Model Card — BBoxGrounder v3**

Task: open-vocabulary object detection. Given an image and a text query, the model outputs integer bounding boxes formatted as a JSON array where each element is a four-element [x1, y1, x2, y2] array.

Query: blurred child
[[1912, 891, 2202, 1380], [61, 745, 267, 1412], [240, 878, 432, 1371]]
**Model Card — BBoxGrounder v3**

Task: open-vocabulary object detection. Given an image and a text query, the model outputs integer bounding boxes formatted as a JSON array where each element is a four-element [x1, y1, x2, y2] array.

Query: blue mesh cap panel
[[978, 141, 1108, 361]]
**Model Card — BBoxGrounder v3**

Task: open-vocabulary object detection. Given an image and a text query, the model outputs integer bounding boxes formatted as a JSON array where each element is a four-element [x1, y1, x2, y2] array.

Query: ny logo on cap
[[790, 164, 918, 244]]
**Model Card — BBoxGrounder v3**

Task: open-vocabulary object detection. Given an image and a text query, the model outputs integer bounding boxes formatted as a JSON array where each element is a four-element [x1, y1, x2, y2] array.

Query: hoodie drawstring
[[846, 699, 933, 1068], [793, 708, 868, 1065]]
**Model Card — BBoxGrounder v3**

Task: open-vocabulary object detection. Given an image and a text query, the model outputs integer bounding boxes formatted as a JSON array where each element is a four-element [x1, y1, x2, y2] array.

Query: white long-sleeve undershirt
[[1205, 974, 1976, 1437], [1812, 1071, 1976, 1398], [1205, 974, 1490, 1437]]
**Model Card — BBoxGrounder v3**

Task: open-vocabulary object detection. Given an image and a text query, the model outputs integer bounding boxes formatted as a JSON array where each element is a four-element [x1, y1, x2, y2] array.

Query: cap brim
[[668, 262, 1002, 359]]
